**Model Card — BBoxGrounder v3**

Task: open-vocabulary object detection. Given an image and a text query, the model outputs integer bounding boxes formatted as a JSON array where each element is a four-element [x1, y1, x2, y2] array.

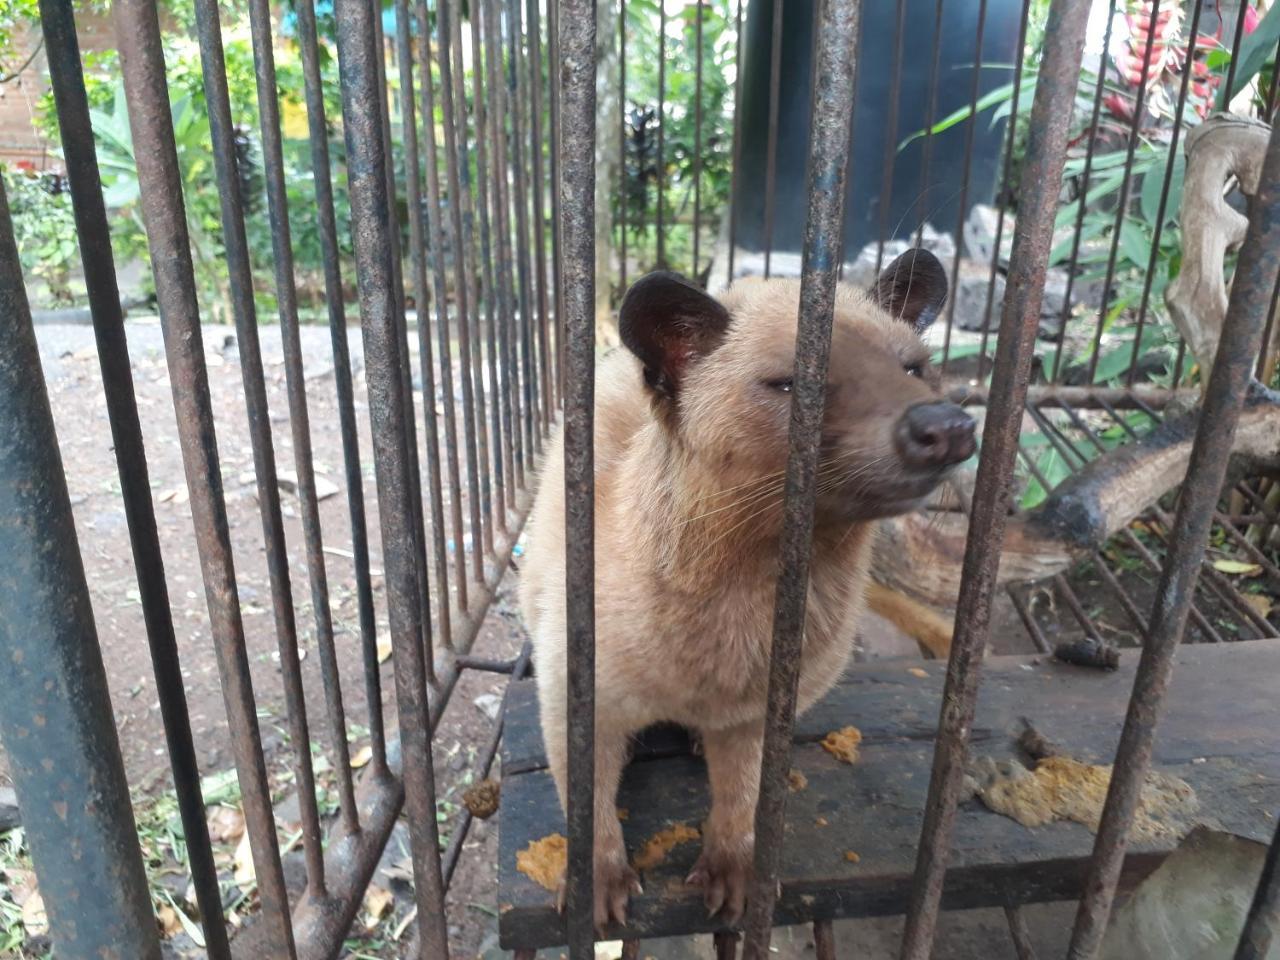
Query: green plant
[[2, 167, 80, 303]]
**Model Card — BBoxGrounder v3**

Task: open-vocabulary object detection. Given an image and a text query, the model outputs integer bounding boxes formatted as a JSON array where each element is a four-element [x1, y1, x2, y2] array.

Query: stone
[[951, 259, 1005, 332], [473, 692, 502, 722], [964, 203, 1012, 266], [0, 786, 20, 832]]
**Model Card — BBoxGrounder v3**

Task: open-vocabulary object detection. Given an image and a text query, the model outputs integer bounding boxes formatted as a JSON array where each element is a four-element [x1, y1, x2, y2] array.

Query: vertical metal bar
[[620, 0, 629, 290], [395, 0, 456, 659], [693, 0, 705, 277], [716, 932, 741, 960], [295, 0, 389, 773], [190, 0, 328, 895], [560, 1, 599, 956], [939, 0, 989, 375], [548, 0, 566, 403], [1066, 117, 1280, 960], [0, 179, 163, 960], [1084, 1, 1161, 384], [484, 0, 521, 498], [439, 0, 492, 587], [1004, 906, 1039, 960], [112, 0, 296, 949], [1127, 0, 1207, 386], [1256, 272, 1280, 382], [912, 0, 946, 248], [417, 0, 472, 619], [507, 0, 537, 473], [760, 0, 783, 279], [470, 0, 508, 540], [898, 2, 1091, 955], [372, 0, 434, 670], [1049, 0, 1115, 384], [245, 0, 359, 834], [1223, 0, 1251, 109], [726, 0, 744, 286], [36, 3, 232, 951], [526, 0, 554, 432], [977, 0, 1032, 369], [741, 1, 861, 955], [873, 0, 907, 277], [333, 0, 451, 952], [813, 920, 836, 960], [1234, 819, 1280, 960], [657, 0, 668, 269]]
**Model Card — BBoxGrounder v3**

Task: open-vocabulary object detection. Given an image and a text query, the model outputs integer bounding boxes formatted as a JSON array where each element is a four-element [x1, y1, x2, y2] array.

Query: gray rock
[[951, 260, 1005, 332], [473, 692, 502, 722]]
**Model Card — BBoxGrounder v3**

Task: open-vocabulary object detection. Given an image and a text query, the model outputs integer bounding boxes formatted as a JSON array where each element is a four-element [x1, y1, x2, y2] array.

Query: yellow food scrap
[[977, 755, 1197, 841], [908, 667, 928, 679], [516, 833, 567, 891], [821, 726, 863, 764], [632, 823, 700, 871], [788, 769, 808, 792], [815, 816, 829, 827], [617, 808, 629, 821], [843, 850, 861, 863]]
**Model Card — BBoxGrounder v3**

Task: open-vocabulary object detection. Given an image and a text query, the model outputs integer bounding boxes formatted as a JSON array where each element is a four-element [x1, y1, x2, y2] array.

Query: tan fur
[[520, 276, 952, 928]]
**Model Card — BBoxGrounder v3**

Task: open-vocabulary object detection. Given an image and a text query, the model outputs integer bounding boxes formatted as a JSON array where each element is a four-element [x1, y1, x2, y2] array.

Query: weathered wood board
[[499, 640, 1280, 948]]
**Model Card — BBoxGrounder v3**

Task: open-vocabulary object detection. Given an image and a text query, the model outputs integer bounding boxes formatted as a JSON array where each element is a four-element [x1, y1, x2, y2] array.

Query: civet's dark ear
[[872, 248, 949, 333], [618, 271, 731, 400]]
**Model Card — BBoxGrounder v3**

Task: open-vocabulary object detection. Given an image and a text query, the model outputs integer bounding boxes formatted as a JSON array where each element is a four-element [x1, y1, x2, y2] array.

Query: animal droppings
[[632, 823, 700, 871], [821, 726, 863, 764], [462, 778, 500, 819], [516, 833, 567, 891]]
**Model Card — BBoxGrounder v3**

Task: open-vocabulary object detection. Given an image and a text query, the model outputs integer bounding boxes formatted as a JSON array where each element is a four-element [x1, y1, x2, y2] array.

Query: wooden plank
[[498, 639, 1280, 948]]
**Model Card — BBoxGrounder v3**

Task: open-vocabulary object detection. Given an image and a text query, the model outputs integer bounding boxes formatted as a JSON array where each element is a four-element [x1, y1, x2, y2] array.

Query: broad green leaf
[[1216, 3, 1280, 110]]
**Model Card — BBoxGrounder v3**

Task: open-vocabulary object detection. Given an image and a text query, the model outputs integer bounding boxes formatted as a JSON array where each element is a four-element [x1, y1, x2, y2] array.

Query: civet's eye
[[904, 364, 923, 378], [765, 378, 793, 393]]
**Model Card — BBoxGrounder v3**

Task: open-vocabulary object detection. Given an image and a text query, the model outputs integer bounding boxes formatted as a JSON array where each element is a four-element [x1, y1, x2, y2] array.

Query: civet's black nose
[[895, 401, 977, 469]]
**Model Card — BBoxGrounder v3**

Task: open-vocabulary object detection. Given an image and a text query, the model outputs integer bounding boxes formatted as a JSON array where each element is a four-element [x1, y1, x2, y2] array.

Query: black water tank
[[731, 0, 1023, 261]]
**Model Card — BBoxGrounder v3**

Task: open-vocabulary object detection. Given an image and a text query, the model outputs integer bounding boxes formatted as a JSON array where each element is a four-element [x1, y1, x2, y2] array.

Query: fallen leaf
[[157, 903, 183, 938], [1213, 559, 1263, 576], [908, 667, 928, 679], [207, 805, 246, 843], [1244, 593, 1274, 619], [350, 745, 374, 769], [233, 831, 256, 888], [363, 884, 394, 930], [22, 890, 48, 935]]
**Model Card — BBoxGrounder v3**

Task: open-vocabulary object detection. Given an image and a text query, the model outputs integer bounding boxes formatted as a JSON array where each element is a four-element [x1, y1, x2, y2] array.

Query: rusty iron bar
[[620, 0, 629, 289], [469, 0, 509, 541], [813, 920, 837, 960], [371, 0, 434, 672], [1127, 0, 1208, 386], [872, 0, 907, 278], [447, 0, 498, 563], [1004, 906, 1039, 960], [947, 382, 1195, 409], [898, 2, 1092, 955], [332, 0, 451, 953], [740, 1, 861, 955], [294, 0, 389, 772], [760, 0, 783, 278], [548, 0, 566, 403], [1066, 118, 1280, 960], [693, 0, 705, 276], [112, 0, 297, 950], [656, 0, 668, 268], [1084, 0, 1163, 384], [484, 0, 522, 497], [912, 0, 946, 248], [416, 0, 472, 620], [394, 0, 455, 665], [560, 0, 598, 954], [1234, 816, 1280, 960], [507, 0, 538, 472], [36, 2, 231, 951], [0, 178, 163, 960], [716, 932, 741, 960], [726, 0, 744, 285], [189, 0, 329, 896], [455, 654, 523, 674], [1049, 0, 1116, 384], [977, 0, 1032, 367], [245, 0, 360, 834], [526, 0, 554, 433], [438, 0, 491, 592], [938, 0, 989, 375]]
